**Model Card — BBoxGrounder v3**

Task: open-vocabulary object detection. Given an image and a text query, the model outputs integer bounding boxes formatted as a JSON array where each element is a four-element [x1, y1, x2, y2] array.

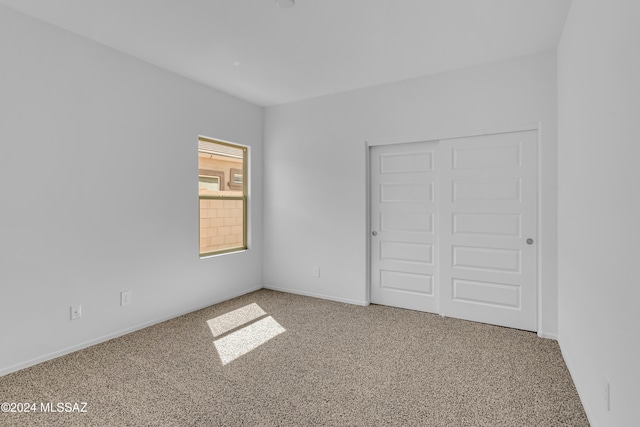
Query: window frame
[[198, 136, 248, 257]]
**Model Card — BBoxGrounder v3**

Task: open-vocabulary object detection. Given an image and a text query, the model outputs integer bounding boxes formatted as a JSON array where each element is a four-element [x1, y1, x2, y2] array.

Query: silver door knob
[[372, 231, 377, 236], [526, 238, 534, 245]]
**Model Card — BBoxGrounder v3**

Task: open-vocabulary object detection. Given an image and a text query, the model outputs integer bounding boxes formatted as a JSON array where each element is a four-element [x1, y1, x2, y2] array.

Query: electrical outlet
[[312, 266, 320, 278], [70, 305, 82, 320], [120, 291, 132, 306], [604, 378, 610, 411]]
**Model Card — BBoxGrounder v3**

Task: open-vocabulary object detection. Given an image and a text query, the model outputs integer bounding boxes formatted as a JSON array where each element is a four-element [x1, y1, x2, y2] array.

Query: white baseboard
[[262, 285, 369, 307], [0, 286, 262, 377]]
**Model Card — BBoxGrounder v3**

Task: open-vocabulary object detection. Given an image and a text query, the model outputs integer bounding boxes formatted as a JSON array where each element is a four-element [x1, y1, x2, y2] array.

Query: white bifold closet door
[[370, 130, 538, 331]]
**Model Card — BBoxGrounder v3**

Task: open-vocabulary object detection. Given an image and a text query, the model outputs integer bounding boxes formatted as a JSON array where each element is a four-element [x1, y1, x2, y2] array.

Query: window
[[199, 175, 220, 192], [198, 137, 247, 256]]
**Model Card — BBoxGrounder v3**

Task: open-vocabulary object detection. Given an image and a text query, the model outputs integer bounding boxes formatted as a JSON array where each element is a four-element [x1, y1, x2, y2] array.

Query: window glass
[[198, 137, 247, 256]]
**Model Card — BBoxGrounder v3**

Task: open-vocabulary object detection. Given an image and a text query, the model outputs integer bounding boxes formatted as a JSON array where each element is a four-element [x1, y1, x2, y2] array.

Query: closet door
[[370, 141, 439, 313], [438, 130, 538, 331]]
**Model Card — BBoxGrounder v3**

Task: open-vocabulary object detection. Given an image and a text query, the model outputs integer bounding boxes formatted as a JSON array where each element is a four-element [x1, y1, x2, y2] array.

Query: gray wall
[[0, 6, 263, 375], [558, 1, 640, 425]]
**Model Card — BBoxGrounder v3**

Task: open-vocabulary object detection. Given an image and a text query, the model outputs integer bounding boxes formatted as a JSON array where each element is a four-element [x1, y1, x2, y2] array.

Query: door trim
[[365, 122, 542, 332]]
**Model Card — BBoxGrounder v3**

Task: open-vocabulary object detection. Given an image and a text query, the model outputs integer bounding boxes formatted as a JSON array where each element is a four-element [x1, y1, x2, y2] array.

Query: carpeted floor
[[0, 289, 589, 426]]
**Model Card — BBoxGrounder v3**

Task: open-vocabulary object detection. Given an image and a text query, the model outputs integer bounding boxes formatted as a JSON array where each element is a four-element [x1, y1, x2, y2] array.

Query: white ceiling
[[0, 0, 572, 106]]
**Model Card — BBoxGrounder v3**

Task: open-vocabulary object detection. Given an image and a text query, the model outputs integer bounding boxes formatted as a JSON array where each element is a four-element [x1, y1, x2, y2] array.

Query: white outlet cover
[[70, 305, 82, 320], [121, 291, 132, 306]]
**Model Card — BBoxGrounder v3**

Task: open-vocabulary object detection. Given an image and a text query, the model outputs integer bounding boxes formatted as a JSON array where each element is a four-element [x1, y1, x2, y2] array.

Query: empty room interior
[[0, 1, 638, 426]]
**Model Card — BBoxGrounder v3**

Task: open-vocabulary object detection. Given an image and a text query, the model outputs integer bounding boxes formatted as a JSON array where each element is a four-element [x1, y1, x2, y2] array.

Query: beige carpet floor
[[0, 289, 589, 426]]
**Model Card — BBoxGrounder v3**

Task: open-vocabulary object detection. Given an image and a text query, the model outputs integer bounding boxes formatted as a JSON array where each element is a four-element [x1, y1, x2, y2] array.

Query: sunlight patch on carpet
[[213, 315, 286, 365], [207, 303, 286, 365], [207, 303, 267, 337]]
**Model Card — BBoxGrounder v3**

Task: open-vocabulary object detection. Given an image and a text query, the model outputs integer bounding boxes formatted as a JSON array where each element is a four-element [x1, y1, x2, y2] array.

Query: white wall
[[557, 1, 640, 425], [0, 6, 263, 375], [264, 51, 559, 336]]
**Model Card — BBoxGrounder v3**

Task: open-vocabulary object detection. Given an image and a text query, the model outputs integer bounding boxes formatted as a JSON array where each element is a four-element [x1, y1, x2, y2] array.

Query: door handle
[[372, 231, 377, 236], [526, 238, 534, 245]]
